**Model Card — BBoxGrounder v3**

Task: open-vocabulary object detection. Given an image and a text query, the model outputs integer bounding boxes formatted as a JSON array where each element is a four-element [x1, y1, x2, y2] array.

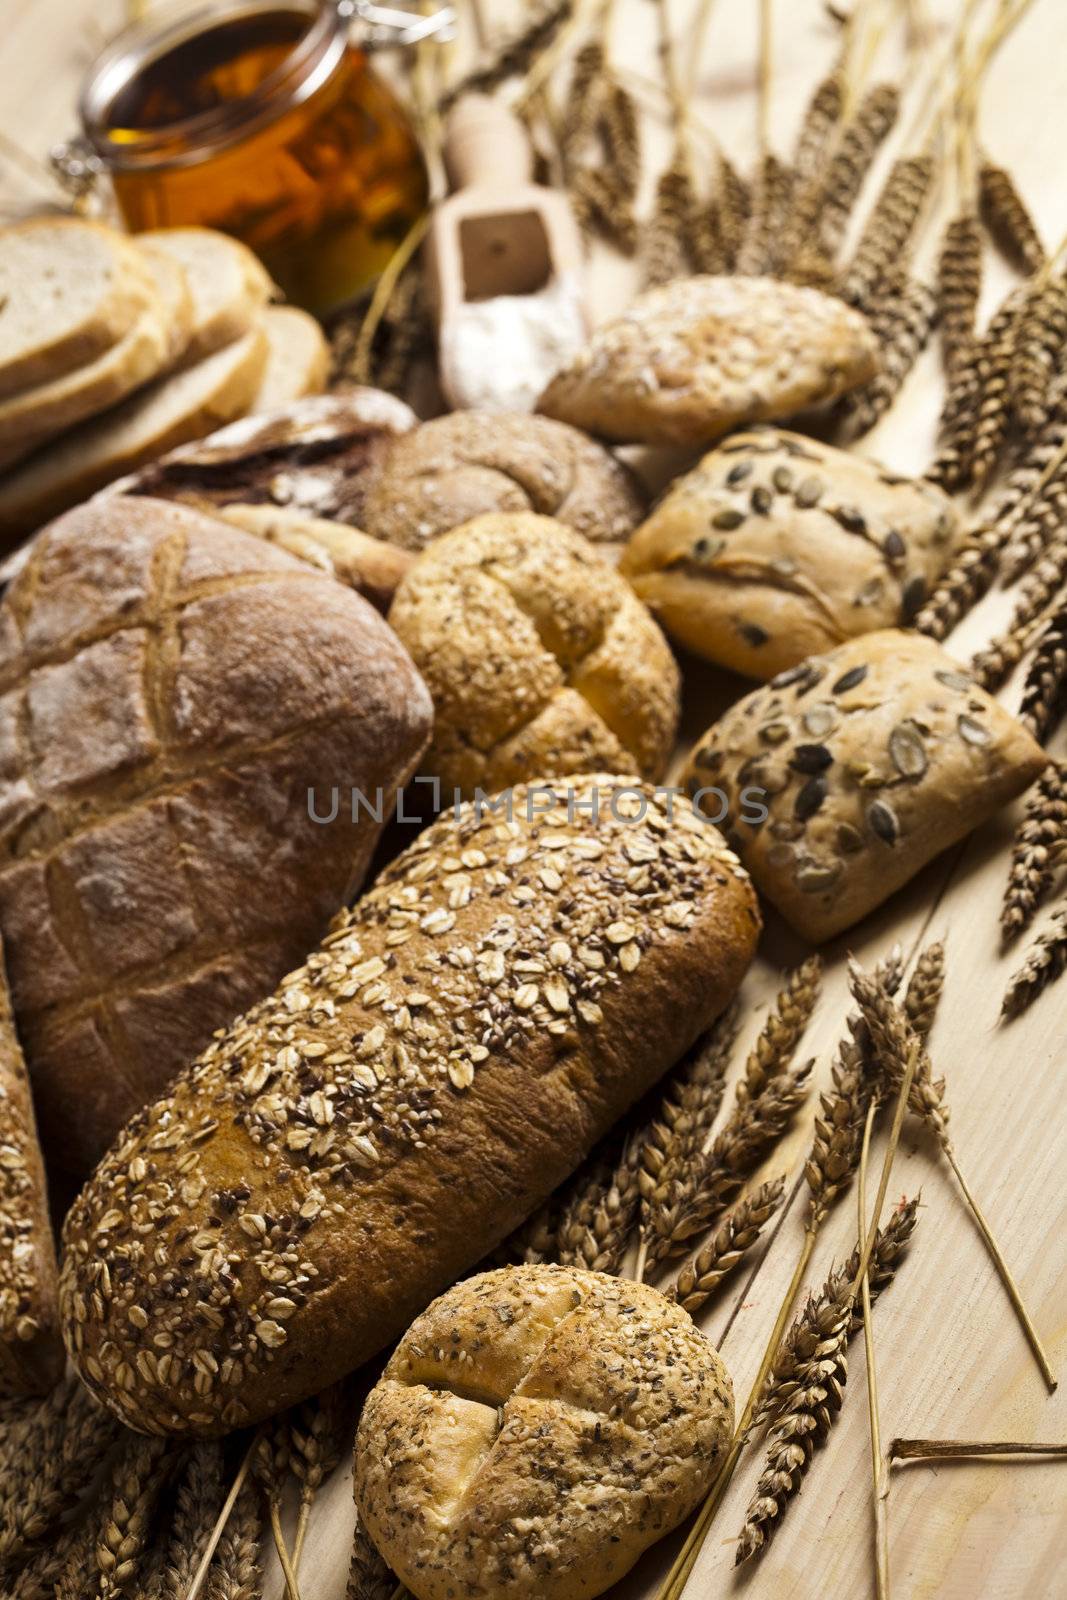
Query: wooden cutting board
[[0, 2, 1064, 1597]]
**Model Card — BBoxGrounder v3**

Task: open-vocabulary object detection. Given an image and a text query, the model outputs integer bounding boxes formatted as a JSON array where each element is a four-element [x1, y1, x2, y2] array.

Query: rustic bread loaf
[[354, 410, 647, 551], [111, 390, 415, 523], [355, 1264, 734, 1600], [0, 325, 269, 540], [0, 218, 154, 400], [218, 504, 413, 613], [0, 496, 432, 1174], [621, 428, 959, 679], [0, 935, 62, 1399], [389, 513, 681, 797], [681, 630, 1047, 942], [60, 776, 759, 1434], [139, 227, 273, 368], [538, 275, 879, 446], [252, 305, 330, 413]]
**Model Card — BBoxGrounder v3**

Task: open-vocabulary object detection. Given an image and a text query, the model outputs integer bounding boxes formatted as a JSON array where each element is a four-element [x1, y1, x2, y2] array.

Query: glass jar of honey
[[79, 0, 431, 316]]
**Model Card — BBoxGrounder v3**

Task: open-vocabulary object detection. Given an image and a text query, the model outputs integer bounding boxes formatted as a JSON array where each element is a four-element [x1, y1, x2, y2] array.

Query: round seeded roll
[[621, 428, 959, 679], [388, 513, 681, 797], [355, 1264, 734, 1600], [60, 776, 759, 1434], [681, 630, 1047, 942], [354, 410, 647, 551], [538, 276, 879, 446]]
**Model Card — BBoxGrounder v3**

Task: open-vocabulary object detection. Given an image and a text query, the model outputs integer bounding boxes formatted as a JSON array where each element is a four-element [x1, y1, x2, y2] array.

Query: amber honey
[[81, 0, 428, 315]]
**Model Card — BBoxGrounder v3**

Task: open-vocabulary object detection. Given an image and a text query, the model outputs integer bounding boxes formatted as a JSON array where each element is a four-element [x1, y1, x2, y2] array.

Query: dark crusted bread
[[60, 776, 759, 1434], [0, 496, 432, 1174], [0, 934, 62, 1398], [356, 1265, 734, 1600]]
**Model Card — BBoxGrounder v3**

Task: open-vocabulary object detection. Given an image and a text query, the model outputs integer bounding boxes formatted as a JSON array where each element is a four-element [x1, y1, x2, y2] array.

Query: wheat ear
[[96, 1435, 173, 1597], [1002, 908, 1067, 1020], [1018, 617, 1067, 743], [903, 940, 946, 1040], [979, 159, 1045, 275], [667, 1178, 786, 1315], [207, 1478, 263, 1600], [290, 1383, 351, 1570], [159, 1442, 225, 1600], [1002, 761, 1067, 939], [347, 1513, 402, 1600]]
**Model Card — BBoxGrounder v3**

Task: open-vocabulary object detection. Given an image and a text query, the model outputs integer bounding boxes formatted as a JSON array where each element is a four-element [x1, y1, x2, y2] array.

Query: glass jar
[[79, 0, 430, 316]]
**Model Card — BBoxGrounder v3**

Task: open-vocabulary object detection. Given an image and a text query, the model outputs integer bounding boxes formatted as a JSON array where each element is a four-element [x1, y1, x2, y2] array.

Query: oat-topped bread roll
[[60, 777, 759, 1434], [0, 936, 62, 1398], [681, 630, 1047, 943], [356, 1264, 734, 1600], [355, 411, 646, 551], [389, 513, 680, 796], [0, 497, 432, 1174], [111, 389, 416, 522], [621, 428, 959, 679], [538, 276, 879, 447]]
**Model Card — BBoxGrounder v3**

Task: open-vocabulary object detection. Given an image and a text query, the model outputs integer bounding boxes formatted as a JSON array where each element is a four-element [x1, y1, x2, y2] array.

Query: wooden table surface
[[1, 2, 1065, 1598]]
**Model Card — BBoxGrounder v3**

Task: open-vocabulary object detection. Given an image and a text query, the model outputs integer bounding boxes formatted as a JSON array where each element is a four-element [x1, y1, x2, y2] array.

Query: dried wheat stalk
[[1000, 477, 1067, 585], [735, 1198, 919, 1564], [817, 83, 901, 260], [836, 274, 938, 438], [1019, 616, 1067, 742], [569, 166, 638, 254], [441, 0, 573, 110], [600, 81, 641, 200], [979, 159, 1045, 276], [717, 152, 752, 269], [642, 150, 696, 287], [208, 1478, 264, 1600], [737, 957, 822, 1105], [936, 211, 983, 375], [158, 1442, 224, 1600], [736, 152, 793, 276], [1001, 761, 1067, 940], [8, 1508, 102, 1600], [904, 941, 946, 1040], [970, 288, 1029, 490], [347, 1513, 401, 1600], [0, 1382, 121, 1565], [561, 39, 605, 148], [929, 281, 1028, 495], [290, 1383, 351, 1570], [96, 1435, 172, 1597], [667, 1178, 786, 1315], [1003, 909, 1067, 1020], [491, 1198, 558, 1267], [890, 1436, 1067, 1460], [1010, 277, 1067, 438], [972, 533, 1067, 690], [913, 520, 1004, 639], [851, 966, 1056, 1391], [253, 1420, 301, 1600], [791, 70, 844, 181], [556, 1133, 642, 1274], [841, 153, 935, 309]]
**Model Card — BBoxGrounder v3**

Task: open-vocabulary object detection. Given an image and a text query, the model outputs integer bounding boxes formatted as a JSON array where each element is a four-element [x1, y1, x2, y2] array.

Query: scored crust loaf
[[111, 389, 416, 523], [353, 410, 647, 551], [621, 428, 959, 679], [355, 1265, 734, 1600], [0, 496, 432, 1174], [538, 275, 879, 446], [388, 513, 681, 797], [217, 504, 414, 613], [681, 629, 1047, 942], [60, 776, 759, 1434], [0, 934, 62, 1399]]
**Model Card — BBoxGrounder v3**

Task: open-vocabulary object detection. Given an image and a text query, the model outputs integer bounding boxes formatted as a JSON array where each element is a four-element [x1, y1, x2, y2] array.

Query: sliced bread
[[0, 283, 169, 462], [0, 323, 268, 539], [139, 242, 195, 366], [0, 218, 154, 401], [252, 304, 329, 412], [139, 227, 274, 367]]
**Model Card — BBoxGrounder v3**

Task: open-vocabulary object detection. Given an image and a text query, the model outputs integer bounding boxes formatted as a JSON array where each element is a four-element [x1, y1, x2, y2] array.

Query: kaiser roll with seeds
[[60, 776, 759, 1435], [355, 1264, 734, 1600], [353, 410, 647, 551], [0, 496, 432, 1175], [682, 630, 1047, 943], [0, 935, 62, 1399], [388, 513, 681, 797], [621, 428, 959, 679], [537, 276, 879, 447]]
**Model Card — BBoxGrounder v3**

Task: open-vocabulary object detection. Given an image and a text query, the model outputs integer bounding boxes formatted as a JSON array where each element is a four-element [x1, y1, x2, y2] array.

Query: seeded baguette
[[0, 934, 62, 1399], [621, 428, 958, 679], [356, 1265, 734, 1600], [60, 776, 759, 1435], [682, 630, 1047, 942]]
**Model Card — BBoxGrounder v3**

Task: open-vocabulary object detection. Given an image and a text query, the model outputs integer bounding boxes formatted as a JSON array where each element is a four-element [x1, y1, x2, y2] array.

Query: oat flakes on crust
[[538, 275, 880, 446], [355, 1263, 733, 1600]]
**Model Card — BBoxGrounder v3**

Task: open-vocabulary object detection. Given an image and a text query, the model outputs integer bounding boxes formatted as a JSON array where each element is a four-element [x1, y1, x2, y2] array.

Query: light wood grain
[[1, 2, 1064, 1598]]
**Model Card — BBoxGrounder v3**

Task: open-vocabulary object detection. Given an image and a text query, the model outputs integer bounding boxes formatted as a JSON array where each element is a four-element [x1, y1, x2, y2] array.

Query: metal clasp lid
[[339, 0, 456, 49]]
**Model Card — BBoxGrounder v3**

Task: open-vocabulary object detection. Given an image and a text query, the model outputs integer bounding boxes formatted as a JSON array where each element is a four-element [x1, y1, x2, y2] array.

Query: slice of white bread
[[139, 227, 274, 367], [0, 323, 268, 539], [0, 280, 169, 462], [139, 243, 195, 366], [252, 305, 330, 412], [0, 218, 154, 401]]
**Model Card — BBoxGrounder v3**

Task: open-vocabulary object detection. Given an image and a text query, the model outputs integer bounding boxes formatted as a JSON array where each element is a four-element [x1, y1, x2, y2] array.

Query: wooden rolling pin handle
[[443, 93, 534, 191]]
